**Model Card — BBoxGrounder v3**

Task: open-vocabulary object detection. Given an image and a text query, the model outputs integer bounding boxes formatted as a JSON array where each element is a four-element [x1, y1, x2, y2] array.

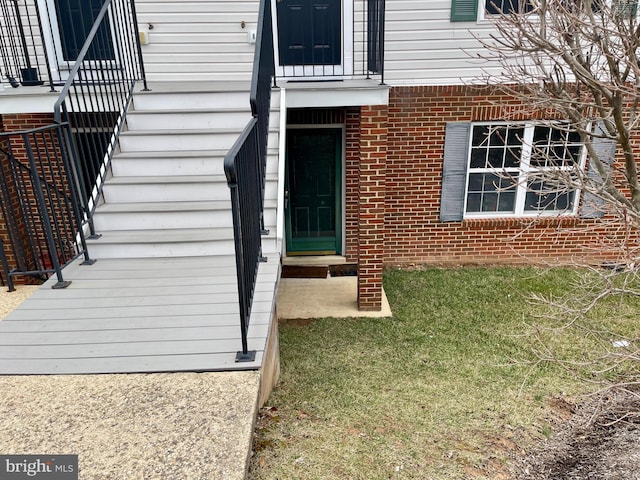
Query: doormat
[[329, 264, 358, 277], [281, 265, 329, 278]]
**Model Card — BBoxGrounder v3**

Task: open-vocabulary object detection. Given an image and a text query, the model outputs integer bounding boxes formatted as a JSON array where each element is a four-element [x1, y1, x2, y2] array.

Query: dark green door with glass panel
[[285, 129, 342, 254]]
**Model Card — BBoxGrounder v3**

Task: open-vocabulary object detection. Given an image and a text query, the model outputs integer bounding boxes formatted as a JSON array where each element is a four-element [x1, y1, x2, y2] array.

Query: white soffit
[[282, 80, 389, 108]]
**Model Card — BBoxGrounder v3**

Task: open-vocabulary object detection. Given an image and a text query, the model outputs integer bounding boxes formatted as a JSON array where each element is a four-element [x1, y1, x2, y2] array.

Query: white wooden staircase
[[0, 82, 283, 375], [87, 82, 280, 260]]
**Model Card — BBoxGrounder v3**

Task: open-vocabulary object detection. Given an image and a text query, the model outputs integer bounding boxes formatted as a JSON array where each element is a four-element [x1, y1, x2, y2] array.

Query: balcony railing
[[0, 0, 52, 89], [0, 0, 145, 286], [274, 0, 385, 82], [0, 124, 92, 288]]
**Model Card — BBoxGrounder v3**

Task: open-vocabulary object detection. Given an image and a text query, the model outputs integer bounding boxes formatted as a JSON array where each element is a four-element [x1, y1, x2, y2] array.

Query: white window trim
[[462, 121, 587, 219], [37, 0, 120, 83]]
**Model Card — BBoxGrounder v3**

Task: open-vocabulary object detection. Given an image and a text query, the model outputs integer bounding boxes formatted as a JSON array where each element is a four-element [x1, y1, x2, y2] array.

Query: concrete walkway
[[276, 276, 392, 319], [0, 286, 262, 480], [0, 271, 390, 479]]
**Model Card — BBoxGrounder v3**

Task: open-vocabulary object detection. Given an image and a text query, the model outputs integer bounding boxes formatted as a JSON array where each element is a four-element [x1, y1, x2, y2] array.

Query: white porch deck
[[0, 255, 280, 374]]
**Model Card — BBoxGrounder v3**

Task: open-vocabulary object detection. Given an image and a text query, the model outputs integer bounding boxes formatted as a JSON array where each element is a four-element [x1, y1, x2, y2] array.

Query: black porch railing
[[0, 0, 52, 89], [274, 0, 385, 82], [224, 0, 274, 362], [53, 0, 147, 237], [0, 124, 91, 288], [0, 0, 145, 287]]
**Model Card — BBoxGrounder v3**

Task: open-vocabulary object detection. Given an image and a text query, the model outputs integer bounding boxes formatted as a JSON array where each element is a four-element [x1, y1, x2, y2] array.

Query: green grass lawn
[[249, 266, 640, 479]]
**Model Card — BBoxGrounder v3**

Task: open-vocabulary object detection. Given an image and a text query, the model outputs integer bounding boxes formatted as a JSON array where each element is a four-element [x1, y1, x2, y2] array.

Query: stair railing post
[[23, 132, 70, 289]]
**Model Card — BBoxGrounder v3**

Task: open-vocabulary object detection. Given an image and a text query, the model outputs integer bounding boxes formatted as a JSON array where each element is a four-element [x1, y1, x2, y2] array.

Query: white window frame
[[37, 0, 120, 83], [463, 122, 587, 218]]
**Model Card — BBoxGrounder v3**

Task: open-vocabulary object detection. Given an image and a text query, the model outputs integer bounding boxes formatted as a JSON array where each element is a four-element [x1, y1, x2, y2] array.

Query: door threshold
[[282, 255, 346, 267]]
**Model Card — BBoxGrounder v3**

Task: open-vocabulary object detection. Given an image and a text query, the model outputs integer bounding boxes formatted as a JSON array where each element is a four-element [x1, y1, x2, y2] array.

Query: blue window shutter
[[440, 122, 471, 222], [451, 0, 478, 21], [582, 123, 616, 219]]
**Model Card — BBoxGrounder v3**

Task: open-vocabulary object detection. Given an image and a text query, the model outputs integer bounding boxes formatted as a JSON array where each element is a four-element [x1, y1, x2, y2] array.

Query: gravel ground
[[0, 285, 261, 480], [0, 284, 39, 320]]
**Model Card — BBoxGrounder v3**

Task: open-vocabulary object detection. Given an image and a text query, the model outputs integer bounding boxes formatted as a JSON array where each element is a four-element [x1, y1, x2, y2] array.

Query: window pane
[[532, 125, 583, 167], [466, 173, 516, 213], [524, 181, 575, 212], [487, 148, 505, 168], [533, 125, 551, 144], [506, 127, 524, 145], [488, 126, 508, 146], [472, 125, 490, 146], [504, 147, 521, 168], [467, 193, 482, 213], [470, 149, 486, 168]]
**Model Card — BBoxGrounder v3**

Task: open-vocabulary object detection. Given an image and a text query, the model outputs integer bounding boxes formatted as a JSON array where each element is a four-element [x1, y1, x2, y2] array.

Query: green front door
[[285, 129, 342, 255]]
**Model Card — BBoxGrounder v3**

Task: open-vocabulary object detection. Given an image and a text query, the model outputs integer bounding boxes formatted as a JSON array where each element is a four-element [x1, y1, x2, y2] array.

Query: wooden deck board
[[0, 256, 279, 374]]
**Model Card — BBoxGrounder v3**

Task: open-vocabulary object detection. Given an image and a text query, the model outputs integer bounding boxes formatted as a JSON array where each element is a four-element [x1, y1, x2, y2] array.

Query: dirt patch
[[512, 388, 640, 479]]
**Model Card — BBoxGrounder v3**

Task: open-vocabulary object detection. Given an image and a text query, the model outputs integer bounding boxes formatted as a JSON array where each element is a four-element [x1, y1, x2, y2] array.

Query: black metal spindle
[[225, 0, 275, 361]]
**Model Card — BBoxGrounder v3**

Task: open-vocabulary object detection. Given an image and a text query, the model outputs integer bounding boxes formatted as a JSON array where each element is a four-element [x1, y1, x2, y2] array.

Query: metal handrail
[[224, 0, 274, 362], [0, 0, 52, 89], [52, 0, 147, 237], [274, 0, 385, 82], [0, 124, 91, 288]]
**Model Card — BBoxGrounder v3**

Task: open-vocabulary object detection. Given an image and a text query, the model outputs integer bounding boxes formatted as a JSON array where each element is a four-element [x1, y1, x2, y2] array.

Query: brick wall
[[384, 85, 624, 266], [0, 113, 69, 285], [345, 107, 360, 263], [357, 105, 387, 310]]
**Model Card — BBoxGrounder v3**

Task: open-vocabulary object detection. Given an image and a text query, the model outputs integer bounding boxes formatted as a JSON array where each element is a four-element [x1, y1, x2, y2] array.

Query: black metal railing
[[53, 0, 147, 237], [0, 0, 144, 287], [0, 0, 53, 89], [224, 0, 275, 362], [274, 0, 385, 82], [0, 125, 91, 288]]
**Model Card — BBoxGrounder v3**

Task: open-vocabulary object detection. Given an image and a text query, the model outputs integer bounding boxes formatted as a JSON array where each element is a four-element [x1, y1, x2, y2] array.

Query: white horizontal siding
[[381, 0, 495, 86], [135, 0, 260, 82]]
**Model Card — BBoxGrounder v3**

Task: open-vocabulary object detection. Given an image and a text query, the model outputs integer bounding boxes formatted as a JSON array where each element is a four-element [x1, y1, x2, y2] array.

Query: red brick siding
[[357, 105, 387, 310], [345, 107, 360, 263], [383, 85, 625, 266]]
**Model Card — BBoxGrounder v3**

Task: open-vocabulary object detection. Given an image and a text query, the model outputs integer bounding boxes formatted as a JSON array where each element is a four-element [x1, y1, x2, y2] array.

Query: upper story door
[[276, 0, 341, 66], [54, 0, 115, 62], [39, 0, 116, 82], [274, 0, 353, 78]]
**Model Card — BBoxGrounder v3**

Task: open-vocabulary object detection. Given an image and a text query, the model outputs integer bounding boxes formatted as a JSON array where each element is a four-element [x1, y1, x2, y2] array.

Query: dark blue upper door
[[276, 0, 341, 66], [54, 0, 115, 61]]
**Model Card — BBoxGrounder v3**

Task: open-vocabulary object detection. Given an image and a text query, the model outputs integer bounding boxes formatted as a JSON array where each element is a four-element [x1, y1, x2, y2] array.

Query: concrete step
[[86, 227, 236, 258], [102, 175, 227, 203], [92, 199, 278, 231], [110, 150, 226, 177], [132, 89, 250, 111], [93, 201, 232, 230], [110, 150, 279, 177], [102, 174, 279, 203], [118, 128, 245, 153], [126, 109, 253, 131]]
